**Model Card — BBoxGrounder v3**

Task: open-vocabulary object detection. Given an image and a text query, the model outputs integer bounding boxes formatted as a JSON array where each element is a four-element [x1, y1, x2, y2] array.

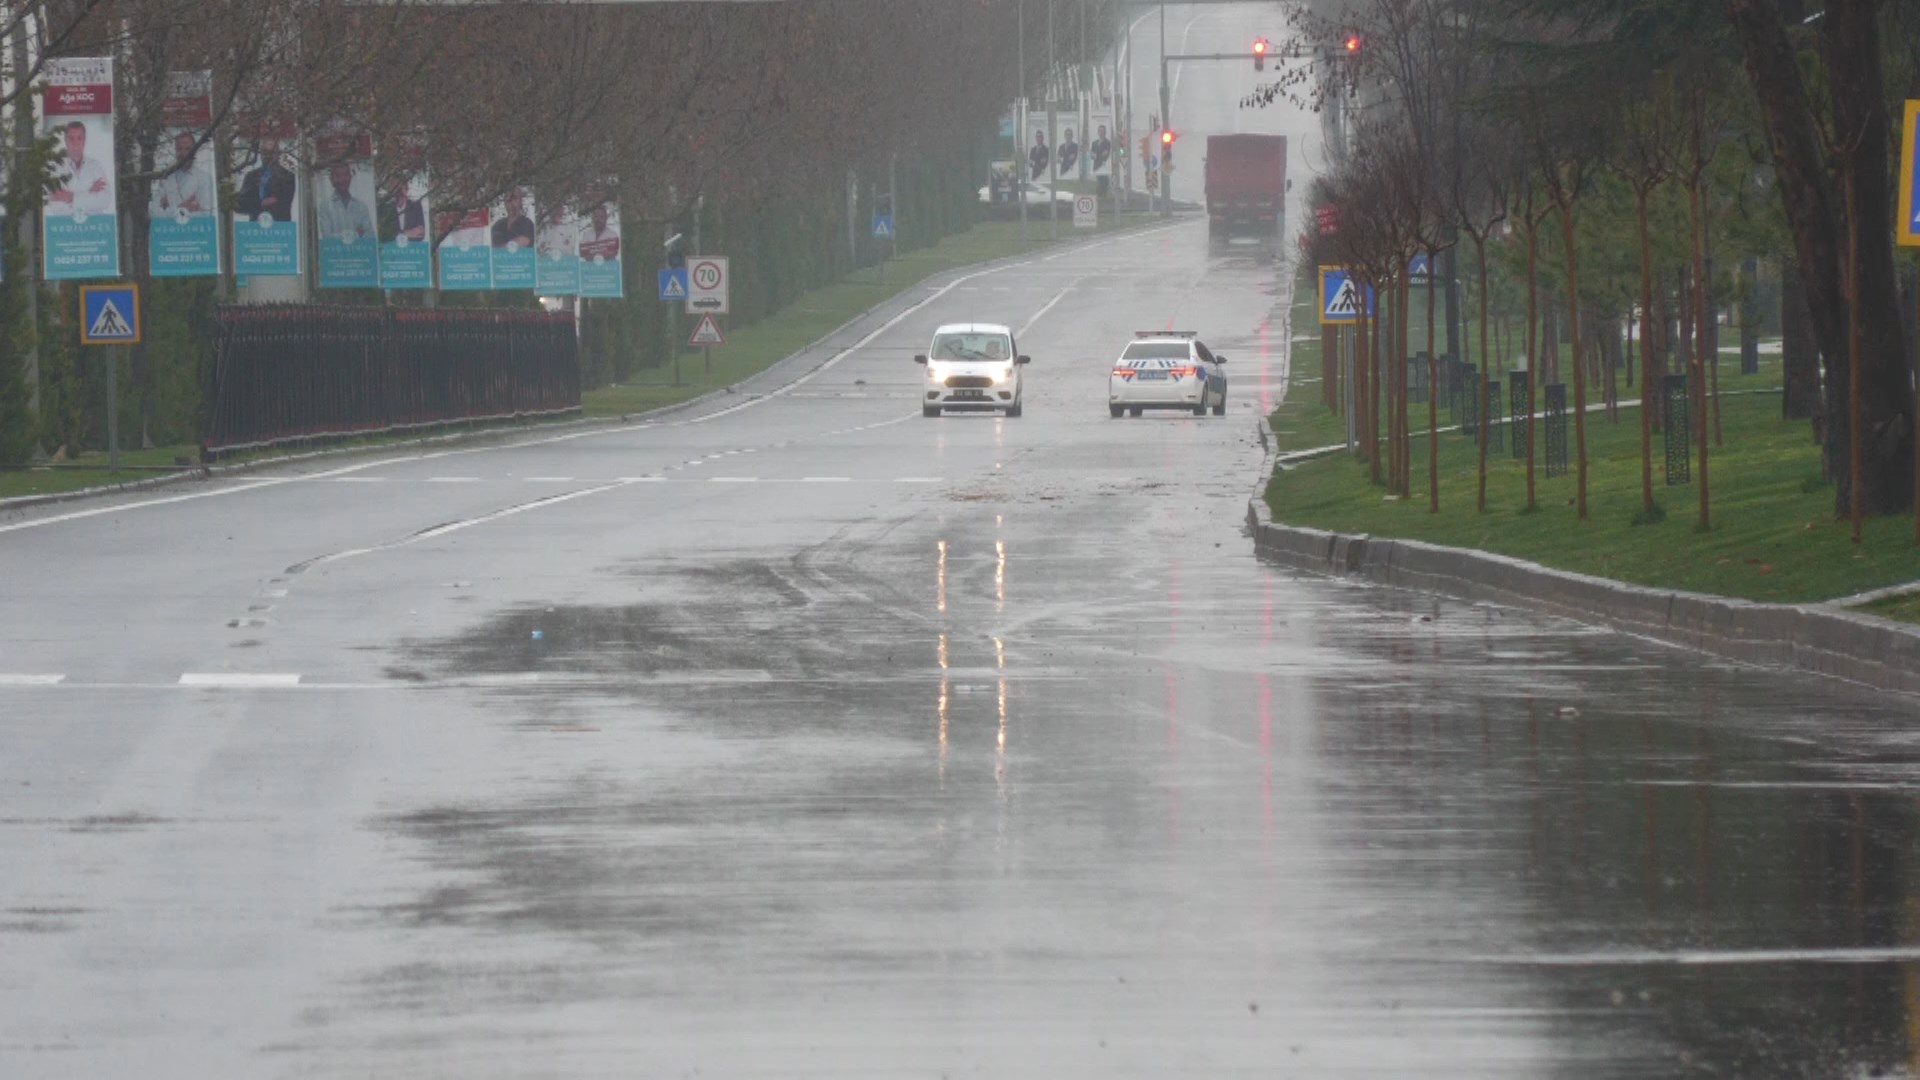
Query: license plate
[[1136, 371, 1167, 381], [955, 390, 986, 400]]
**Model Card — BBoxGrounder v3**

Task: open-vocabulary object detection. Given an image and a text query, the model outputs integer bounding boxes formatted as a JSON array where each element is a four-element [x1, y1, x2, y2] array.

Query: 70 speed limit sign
[[687, 257, 730, 315]]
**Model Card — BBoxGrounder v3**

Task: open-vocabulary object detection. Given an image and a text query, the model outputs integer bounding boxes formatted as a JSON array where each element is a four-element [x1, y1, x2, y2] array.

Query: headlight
[[993, 365, 1014, 382]]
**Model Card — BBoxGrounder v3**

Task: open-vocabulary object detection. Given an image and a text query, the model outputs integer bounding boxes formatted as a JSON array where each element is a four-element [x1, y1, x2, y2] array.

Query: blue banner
[[313, 132, 378, 289], [41, 59, 120, 281], [489, 189, 536, 290], [438, 209, 493, 291], [149, 213, 219, 277], [148, 73, 219, 278], [231, 121, 301, 278], [233, 218, 300, 277]]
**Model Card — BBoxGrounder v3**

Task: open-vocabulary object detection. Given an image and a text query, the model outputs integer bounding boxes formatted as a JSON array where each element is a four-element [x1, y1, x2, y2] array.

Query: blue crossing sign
[[1318, 266, 1374, 325], [1899, 100, 1920, 248], [872, 215, 895, 240], [1408, 253, 1432, 283], [658, 267, 689, 302], [78, 284, 141, 345]]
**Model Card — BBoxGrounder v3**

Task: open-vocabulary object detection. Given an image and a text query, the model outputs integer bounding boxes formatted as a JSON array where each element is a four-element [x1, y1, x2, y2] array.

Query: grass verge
[[1858, 591, 1920, 627], [1, 217, 1155, 503], [1266, 274, 1920, 606]]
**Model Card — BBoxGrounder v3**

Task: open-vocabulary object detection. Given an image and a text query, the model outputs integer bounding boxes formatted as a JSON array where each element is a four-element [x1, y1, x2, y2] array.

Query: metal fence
[[204, 305, 581, 455]]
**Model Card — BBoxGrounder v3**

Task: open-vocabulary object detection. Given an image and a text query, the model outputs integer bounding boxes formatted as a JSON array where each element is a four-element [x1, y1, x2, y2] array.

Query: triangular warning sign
[[1326, 279, 1361, 316], [874, 219, 893, 238], [89, 299, 133, 339], [661, 277, 687, 300], [688, 313, 725, 348]]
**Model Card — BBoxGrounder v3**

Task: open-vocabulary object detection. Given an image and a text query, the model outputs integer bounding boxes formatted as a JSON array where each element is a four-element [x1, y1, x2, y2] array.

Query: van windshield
[[931, 333, 1011, 361]]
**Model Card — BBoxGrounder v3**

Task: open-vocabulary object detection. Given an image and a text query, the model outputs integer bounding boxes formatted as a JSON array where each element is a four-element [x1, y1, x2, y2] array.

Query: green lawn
[[1266, 272, 1920, 606], [585, 217, 1150, 418], [1859, 591, 1920, 627], [2, 218, 1152, 503]]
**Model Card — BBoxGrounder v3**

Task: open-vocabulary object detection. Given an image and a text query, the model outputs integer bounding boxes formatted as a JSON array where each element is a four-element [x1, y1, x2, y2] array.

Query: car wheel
[[1109, 404, 1123, 419], [1129, 407, 1143, 418], [922, 405, 941, 418]]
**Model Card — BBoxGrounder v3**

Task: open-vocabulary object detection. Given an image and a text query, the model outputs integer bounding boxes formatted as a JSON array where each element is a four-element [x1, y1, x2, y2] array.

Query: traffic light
[[1252, 36, 1269, 72], [1160, 128, 1177, 168], [1343, 33, 1363, 54]]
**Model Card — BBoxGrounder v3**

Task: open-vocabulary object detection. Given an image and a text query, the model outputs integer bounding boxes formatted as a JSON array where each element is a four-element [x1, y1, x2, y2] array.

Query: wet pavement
[[8, 9, 1920, 1077]]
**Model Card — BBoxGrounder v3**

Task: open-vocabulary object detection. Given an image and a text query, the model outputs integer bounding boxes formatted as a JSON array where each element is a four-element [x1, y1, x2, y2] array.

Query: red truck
[[1204, 135, 1289, 254]]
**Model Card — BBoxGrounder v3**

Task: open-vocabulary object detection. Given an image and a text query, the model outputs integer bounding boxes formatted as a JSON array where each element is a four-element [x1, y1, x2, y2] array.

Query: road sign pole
[[1048, 0, 1059, 242], [1159, 2, 1170, 218], [106, 347, 121, 472]]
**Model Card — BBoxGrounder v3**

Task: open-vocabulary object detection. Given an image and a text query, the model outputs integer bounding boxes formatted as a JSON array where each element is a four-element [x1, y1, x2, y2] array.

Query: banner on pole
[[149, 71, 219, 278], [1089, 101, 1115, 179], [577, 191, 623, 299], [436, 208, 492, 290], [42, 58, 119, 281], [313, 126, 378, 289], [534, 203, 579, 296], [490, 186, 537, 290], [232, 115, 301, 277], [377, 133, 431, 289], [1898, 100, 1920, 248]]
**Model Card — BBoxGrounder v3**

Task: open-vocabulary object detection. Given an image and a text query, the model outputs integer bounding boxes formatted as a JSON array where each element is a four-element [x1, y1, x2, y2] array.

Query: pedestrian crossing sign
[[78, 284, 141, 345], [1318, 267, 1372, 325], [1898, 100, 1920, 248], [872, 215, 894, 240]]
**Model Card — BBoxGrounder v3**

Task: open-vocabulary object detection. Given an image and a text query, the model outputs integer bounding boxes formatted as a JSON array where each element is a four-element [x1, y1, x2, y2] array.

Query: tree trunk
[[1649, 278, 1667, 435], [1525, 220, 1539, 509], [1724, 0, 1914, 516], [1689, 177, 1712, 531], [1477, 235, 1491, 514], [1427, 248, 1439, 514], [1780, 258, 1823, 426], [1561, 202, 1589, 520]]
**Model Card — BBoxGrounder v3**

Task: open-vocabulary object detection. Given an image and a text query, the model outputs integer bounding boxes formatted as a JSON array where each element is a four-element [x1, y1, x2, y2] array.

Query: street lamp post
[[1018, 0, 1027, 242], [1048, 0, 1058, 241], [1158, 1, 1170, 217]]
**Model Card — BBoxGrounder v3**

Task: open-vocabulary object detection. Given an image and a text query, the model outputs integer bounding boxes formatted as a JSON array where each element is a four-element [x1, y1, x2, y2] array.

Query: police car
[[1108, 331, 1227, 417], [916, 323, 1029, 417]]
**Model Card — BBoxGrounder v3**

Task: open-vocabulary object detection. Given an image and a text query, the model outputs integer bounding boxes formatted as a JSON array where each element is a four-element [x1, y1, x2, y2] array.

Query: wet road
[[10, 14, 1920, 1080]]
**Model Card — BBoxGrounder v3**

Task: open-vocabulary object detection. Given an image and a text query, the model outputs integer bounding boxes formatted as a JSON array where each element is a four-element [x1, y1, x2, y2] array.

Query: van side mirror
[[1016, 354, 1031, 365], [914, 354, 928, 364]]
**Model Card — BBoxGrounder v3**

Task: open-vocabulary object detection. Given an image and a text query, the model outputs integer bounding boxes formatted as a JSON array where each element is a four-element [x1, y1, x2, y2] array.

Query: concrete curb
[[1245, 427, 1920, 698], [1, 219, 1177, 517]]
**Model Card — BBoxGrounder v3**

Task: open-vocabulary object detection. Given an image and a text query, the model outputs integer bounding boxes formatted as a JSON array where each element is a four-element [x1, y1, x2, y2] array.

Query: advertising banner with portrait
[[376, 133, 431, 290], [575, 193, 622, 299], [489, 186, 536, 290], [313, 126, 378, 289], [533, 202, 578, 296], [436, 207, 493, 290], [231, 115, 301, 277], [42, 57, 119, 281], [1088, 102, 1116, 180], [149, 71, 219, 277]]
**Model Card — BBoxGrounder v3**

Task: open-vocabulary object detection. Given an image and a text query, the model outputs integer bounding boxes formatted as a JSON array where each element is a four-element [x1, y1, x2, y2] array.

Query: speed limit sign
[[687, 256, 730, 315], [1073, 194, 1098, 229]]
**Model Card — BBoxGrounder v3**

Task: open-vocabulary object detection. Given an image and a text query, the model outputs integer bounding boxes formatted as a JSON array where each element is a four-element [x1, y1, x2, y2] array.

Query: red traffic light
[[1160, 129, 1176, 146], [1344, 34, 1362, 53], [1253, 36, 1268, 71]]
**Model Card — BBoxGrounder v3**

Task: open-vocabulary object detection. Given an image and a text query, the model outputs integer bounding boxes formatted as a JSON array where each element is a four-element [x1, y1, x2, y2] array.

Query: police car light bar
[[1134, 330, 1200, 338]]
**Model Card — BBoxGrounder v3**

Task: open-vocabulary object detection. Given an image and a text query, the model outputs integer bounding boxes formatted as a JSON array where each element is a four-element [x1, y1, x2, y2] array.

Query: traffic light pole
[[1158, 3, 1169, 217]]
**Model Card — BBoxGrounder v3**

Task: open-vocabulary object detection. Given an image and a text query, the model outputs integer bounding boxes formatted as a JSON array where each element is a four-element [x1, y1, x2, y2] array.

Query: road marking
[[801, 477, 852, 483], [0, 674, 66, 686], [618, 476, 665, 482], [179, 673, 302, 688], [1017, 285, 1077, 338], [711, 477, 759, 483], [526, 477, 575, 483]]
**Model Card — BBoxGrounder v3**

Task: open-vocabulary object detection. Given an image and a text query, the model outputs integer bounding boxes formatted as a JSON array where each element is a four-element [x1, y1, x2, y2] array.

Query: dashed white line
[[526, 477, 576, 483], [801, 477, 852, 483], [179, 673, 302, 688], [710, 477, 760, 483], [0, 674, 66, 686]]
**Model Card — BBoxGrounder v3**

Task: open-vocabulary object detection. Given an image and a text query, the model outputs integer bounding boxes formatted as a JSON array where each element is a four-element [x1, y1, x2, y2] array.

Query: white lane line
[[618, 476, 666, 482], [800, 477, 852, 483], [0, 674, 66, 686], [526, 477, 576, 483], [179, 673, 302, 688], [1017, 285, 1076, 338], [1467, 946, 1920, 967]]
